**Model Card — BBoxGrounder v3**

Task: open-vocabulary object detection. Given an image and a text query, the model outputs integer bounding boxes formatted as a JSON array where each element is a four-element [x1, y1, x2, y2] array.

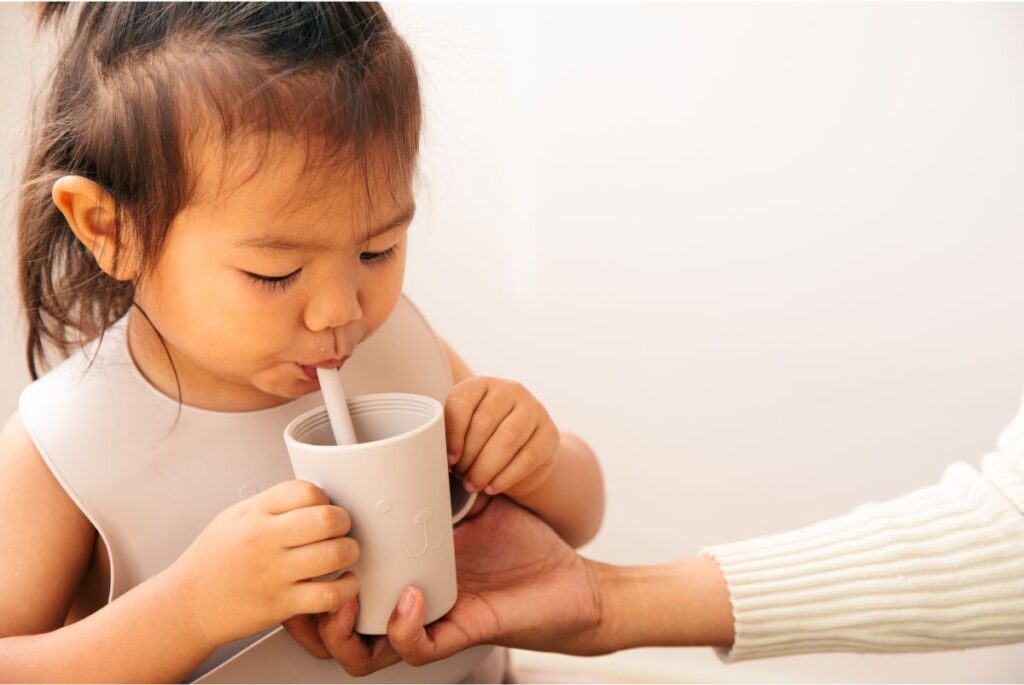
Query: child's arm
[[0, 413, 361, 681], [497, 430, 604, 548], [439, 338, 605, 548], [0, 413, 215, 681]]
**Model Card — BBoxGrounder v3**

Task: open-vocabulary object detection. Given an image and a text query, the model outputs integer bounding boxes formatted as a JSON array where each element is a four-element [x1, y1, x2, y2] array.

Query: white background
[[2, 2, 1024, 682]]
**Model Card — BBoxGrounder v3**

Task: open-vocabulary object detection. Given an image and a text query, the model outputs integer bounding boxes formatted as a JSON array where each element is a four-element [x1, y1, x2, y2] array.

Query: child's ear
[[51, 175, 137, 281]]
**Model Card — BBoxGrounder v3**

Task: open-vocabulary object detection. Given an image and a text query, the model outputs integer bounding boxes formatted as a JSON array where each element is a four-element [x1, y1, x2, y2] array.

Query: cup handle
[[448, 471, 477, 524]]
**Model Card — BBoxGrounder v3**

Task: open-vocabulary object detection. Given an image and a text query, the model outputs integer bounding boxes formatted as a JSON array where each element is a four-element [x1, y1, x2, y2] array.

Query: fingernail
[[464, 481, 478, 493], [448, 453, 459, 465], [398, 587, 415, 615], [484, 485, 496, 495]]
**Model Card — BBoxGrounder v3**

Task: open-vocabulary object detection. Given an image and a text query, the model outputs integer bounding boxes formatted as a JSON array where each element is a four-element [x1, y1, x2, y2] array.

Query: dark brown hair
[[18, 1, 421, 379]]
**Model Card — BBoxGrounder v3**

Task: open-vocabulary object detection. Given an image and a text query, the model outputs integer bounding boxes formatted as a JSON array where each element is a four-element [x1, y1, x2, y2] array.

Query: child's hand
[[166, 480, 360, 649], [445, 376, 561, 498]]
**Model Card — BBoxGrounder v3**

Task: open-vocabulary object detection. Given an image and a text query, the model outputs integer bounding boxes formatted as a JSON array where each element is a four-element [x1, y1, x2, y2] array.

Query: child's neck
[[125, 310, 294, 413]]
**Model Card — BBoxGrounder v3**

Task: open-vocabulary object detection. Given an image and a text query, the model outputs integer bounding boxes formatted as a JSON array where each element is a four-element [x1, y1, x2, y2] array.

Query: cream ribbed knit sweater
[[701, 396, 1024, 662]]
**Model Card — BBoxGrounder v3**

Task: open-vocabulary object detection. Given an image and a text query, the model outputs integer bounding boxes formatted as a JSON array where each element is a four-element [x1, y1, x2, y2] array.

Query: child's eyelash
[[360, 245, 399, 266], [246, 268, 301, 292], [245, 247, 398, 292]]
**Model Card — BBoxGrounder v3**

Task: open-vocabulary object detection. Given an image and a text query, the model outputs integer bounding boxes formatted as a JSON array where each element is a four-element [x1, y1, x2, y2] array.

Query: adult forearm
[[701, 461, 1024, 661], [0, 569, 215, 682], [512, 431, 605, 548], [590, 555, 735, 654]]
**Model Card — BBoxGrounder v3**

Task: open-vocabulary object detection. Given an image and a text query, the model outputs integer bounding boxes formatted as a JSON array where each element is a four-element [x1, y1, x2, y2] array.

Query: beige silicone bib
[[18, 295, 500, 683]]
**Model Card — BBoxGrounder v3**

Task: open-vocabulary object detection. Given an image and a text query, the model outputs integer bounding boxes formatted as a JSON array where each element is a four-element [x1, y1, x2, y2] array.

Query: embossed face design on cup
[[284, 393, 475, 634]]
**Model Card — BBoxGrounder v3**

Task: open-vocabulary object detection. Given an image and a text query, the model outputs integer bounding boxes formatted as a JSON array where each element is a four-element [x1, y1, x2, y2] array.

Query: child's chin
[[269, 376, 320, 400]]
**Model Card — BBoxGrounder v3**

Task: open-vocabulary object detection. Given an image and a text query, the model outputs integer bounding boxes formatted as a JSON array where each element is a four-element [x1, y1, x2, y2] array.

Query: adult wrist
[[588, 559, 652, 654], [590, 556, 735, 653]]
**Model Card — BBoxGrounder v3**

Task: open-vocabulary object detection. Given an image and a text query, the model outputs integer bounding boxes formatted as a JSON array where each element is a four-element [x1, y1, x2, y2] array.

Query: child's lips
[[298, 357, 349, 381]]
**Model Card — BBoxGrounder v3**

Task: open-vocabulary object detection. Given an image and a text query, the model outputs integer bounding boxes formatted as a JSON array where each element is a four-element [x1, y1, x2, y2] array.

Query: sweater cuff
[[701, 462, 1024, 662]]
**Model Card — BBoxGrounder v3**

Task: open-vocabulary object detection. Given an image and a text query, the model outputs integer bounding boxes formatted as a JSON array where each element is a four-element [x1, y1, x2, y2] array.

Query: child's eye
[[360, 245, 399, 266], [245, 268, 301, 292]]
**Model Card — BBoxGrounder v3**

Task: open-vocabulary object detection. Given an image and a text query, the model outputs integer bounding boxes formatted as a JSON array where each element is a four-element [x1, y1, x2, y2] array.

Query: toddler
[[1, 3, 604, 682]]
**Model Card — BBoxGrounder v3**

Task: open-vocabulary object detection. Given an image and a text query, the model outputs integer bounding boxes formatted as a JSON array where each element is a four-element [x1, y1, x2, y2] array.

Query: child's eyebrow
[[234, 204, 416, 252]]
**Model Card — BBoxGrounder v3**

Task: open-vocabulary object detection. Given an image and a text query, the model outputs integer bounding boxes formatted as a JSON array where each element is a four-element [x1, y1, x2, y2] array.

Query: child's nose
[[302, 278, 363, 333]]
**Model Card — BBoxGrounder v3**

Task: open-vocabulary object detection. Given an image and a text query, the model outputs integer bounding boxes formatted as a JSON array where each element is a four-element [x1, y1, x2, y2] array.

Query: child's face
[[132, 138, 413, 411]]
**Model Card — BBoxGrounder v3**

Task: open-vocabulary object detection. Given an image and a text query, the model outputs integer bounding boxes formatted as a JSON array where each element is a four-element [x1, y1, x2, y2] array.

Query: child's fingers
[[486, 425, 559, 495], [259, 479, 330, 515], [274, 504, 352, 548], [281, 613, 332, 659], [454, 390, 515, 477], [287, 572, 360, 615], [317, 602, 402, 677], [283, 537, 360, 581], [463, 411, 535, 493], [444, 379, 489, 463]]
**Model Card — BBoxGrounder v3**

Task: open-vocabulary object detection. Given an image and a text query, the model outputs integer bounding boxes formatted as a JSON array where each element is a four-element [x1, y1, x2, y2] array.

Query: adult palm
[[305, 495, 604, 676]]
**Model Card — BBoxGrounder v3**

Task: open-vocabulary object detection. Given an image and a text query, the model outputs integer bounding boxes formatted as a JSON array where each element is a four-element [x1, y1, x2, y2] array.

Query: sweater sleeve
[[701, 402, 1024, 662]]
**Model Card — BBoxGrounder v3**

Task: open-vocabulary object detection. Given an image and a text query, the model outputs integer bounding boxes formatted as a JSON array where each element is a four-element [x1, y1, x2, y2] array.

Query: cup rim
[[284, 392, 443, 452]]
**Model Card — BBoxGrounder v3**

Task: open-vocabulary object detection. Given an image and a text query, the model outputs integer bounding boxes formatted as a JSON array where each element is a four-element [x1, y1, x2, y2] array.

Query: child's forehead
[[186, 133, 411, 228]]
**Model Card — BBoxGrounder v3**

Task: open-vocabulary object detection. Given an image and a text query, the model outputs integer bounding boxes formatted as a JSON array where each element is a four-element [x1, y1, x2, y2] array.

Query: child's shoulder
[[0, 412, 89, 526], [19, 325, 144, 461], [0, 412, 95, 635], [0, 412, 48, 478]]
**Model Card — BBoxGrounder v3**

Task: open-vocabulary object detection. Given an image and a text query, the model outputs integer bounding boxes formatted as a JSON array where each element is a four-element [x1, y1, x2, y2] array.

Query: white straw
[[316, 367, 358, 446]]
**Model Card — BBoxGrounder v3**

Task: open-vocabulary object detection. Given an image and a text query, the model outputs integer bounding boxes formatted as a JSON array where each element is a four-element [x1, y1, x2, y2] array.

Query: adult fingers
[[281, 614, 332, 660], [386, 586, 472, 666], [317, 601, 402, 677]]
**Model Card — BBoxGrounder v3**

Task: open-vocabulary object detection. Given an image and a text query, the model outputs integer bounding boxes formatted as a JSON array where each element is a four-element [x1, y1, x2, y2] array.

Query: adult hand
[[314, 495, 605, 676]]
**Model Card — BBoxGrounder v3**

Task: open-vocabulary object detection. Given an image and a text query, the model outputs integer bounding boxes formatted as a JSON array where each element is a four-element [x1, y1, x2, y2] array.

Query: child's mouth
[[298, 357, 349, 381]]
